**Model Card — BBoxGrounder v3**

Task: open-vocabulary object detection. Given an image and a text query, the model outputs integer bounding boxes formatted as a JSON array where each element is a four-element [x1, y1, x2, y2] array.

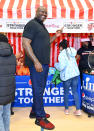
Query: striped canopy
[[0, 0, 94, 20]]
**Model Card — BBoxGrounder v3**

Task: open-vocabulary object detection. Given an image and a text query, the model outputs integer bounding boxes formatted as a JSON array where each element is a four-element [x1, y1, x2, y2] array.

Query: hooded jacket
[[55, 47, 80, 81], [0, 42, 16, 105]]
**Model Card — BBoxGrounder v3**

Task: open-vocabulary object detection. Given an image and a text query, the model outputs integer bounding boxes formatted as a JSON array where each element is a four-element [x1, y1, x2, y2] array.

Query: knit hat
[[81, 38, 90, 42]]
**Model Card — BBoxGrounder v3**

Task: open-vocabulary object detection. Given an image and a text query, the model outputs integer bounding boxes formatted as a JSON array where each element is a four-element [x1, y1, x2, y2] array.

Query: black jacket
[[0, 42, 16, 105]]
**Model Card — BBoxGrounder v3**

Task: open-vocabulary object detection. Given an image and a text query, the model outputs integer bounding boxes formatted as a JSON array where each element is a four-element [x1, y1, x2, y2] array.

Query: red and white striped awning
[[0, 0, 94, 20]]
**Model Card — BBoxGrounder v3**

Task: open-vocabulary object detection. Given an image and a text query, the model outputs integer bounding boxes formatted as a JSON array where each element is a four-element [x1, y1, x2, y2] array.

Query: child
[[55, 39, 81, 116], [0, 33, 16, 131]]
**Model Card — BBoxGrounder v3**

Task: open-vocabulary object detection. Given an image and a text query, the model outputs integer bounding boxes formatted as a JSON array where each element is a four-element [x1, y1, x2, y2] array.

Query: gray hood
[[0, 42, 12, 56], [65, 47, 77, 57]]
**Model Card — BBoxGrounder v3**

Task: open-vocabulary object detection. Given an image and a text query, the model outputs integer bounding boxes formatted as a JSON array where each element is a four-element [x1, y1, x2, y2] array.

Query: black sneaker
[[11, 108, 14, 115], [35, 118, 55, 130]]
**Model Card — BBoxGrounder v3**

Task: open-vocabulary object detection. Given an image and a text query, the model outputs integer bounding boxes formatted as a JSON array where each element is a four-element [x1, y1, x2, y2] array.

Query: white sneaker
[[64, 109, 69, 115], [73, 110, 82, 116]]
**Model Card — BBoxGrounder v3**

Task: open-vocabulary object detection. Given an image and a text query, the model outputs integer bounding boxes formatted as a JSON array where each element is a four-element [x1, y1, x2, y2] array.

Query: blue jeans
[[63, 76, 80, 110], [0, 103, 11, 131], [29, 64, 49, 118]]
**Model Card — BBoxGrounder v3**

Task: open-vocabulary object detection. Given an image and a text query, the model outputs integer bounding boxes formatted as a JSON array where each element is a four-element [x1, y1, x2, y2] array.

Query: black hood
[[0, 42, 12, 56]]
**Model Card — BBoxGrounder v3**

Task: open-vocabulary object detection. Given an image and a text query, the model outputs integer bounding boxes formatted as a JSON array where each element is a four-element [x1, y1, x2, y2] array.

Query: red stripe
[[60, 33, 63, 40], [76, 0, 84, 19], [7, 33, 16, 54], [56, 37, 61, 62], [62, 34, 64, 40], [54, 43, 57, 64], [72, 34, 74, 47], [50, 34, 55, 67], [49, 49, 52, 66], [63, 33, 66, 39], [59, 0, 66, 18], [7, 0, 15, 18], [84, 0, 93, 20], [26, 0, 32, 18], [67, 34, 70, 45], [13, 33, 16, 54], [79, 34, 82, 48], [17, 0, 23, 18], [18, 33, 21, 52], [7, 33, 12, 46], [49, 33, 53, 66], [67, 0, 75, 19], [51, 0, 56, 18], [85, 33, 88, 38], [52, 41, 55, 67], [51, 34, 55, 67], [0, 0, 6, 18]]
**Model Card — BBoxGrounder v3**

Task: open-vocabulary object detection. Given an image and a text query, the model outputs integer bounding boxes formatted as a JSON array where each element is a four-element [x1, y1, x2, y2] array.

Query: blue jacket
[[55, 47, 80, 81]]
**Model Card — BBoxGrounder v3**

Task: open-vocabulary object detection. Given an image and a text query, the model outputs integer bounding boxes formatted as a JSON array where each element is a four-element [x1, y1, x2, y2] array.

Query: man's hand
[[34, 61, 43, 72], [50, 27, 64, 43]]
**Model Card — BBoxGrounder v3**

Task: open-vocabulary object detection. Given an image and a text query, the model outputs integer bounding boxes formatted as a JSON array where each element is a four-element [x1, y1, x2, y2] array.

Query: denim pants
[[29, 64, 49, 118], [0, 103, 11, 131], [63, 76, 80, 110]]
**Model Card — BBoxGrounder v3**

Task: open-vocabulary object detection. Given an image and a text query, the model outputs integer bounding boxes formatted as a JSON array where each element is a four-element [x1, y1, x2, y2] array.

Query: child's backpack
[[50, 69, 62, 90]]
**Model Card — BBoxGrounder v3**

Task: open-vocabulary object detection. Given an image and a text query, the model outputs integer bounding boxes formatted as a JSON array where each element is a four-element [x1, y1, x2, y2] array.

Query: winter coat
[[55, 47, 80, 81], [0, 42, 16, 105]]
